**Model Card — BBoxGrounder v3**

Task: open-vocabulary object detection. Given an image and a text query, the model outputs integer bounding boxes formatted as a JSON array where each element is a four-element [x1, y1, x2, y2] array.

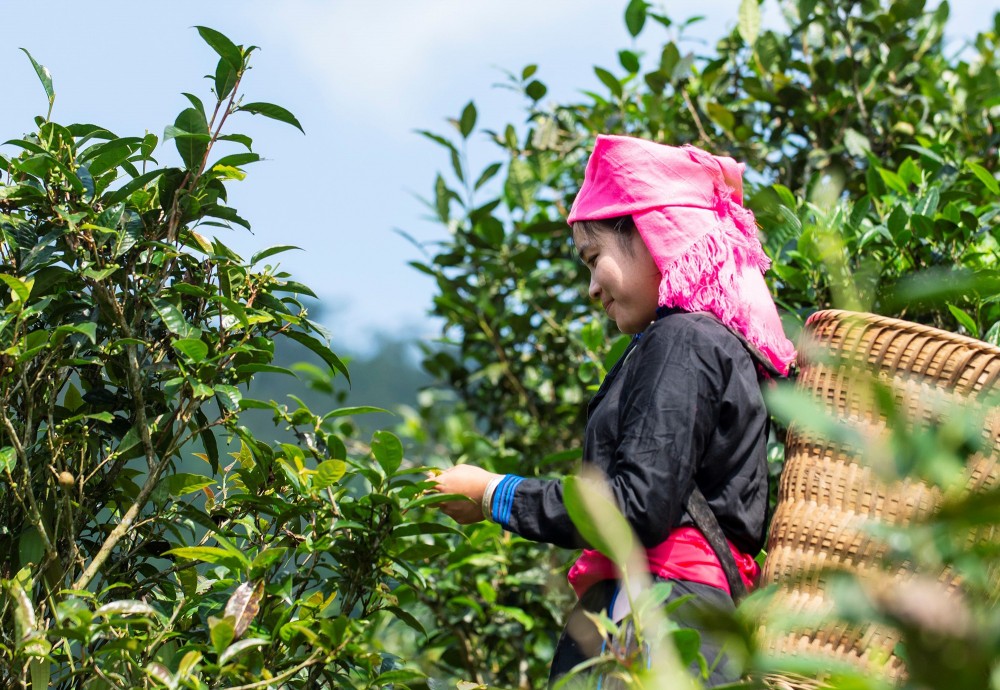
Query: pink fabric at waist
[[566, 526, 760, 599]]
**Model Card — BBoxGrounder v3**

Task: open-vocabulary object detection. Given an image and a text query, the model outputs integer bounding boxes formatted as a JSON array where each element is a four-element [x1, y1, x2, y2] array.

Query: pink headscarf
[[567, 135, 796, 376]]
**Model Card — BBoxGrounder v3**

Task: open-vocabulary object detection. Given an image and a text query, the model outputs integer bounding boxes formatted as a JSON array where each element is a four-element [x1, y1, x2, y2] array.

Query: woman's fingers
[[440, 499, 483, 524], [428, 465, 499, 524]]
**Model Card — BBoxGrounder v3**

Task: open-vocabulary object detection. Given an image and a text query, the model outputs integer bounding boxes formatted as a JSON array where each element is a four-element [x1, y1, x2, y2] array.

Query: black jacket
[[502, 310, 769, 555]]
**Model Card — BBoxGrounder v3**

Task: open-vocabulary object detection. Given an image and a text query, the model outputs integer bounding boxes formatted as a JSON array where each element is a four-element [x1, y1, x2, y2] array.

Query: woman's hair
[[573, 215, 637, 255]]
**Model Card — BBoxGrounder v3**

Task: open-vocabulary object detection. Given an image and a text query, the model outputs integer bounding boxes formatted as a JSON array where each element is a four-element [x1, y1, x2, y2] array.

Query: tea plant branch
[[477, 315, 540, 420], [224, 653, 324, 690], [140, 593, 186, 667], [0, 410, 57, 562], [165, 69, 245, 244], [525, 295, 563, 333], [681, 88, 710, 145], [71, 282, 178, 591], [92, 664, 126, 689], [72, 451, 174, 591]]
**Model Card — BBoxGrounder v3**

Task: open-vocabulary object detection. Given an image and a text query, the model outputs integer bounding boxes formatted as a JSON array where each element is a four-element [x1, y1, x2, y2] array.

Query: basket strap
[[686, 486, 748, 602]]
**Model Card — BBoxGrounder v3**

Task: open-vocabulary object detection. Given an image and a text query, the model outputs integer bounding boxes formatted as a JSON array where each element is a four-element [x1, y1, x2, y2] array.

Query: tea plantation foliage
[[1, 0, 999, 688]]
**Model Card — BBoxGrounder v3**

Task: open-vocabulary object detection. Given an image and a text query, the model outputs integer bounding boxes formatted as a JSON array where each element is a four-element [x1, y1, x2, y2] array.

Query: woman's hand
[[430, 464, 501, 524]]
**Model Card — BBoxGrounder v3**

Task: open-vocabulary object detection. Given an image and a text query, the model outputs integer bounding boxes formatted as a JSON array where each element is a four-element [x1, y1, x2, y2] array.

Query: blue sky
[[3, 1, 996, 353]]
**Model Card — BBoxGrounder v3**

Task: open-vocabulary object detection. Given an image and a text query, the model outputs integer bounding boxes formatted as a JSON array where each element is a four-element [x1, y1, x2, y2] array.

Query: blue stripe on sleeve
[[499, 476, 523, 527], [490, 475, 523, 528], [491, 475, 513, 524], [504, 477, 524, 525]]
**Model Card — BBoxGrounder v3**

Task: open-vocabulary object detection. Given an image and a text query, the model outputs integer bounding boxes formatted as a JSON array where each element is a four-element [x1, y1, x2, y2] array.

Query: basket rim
[[805, 309, 1000, 359]]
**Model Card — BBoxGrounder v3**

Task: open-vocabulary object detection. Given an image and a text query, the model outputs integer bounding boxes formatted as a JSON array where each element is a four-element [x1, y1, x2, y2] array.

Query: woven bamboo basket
[[758, 310, 1000, 684]]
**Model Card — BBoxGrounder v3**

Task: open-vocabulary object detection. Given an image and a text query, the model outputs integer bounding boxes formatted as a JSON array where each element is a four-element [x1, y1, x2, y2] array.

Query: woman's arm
[[432, 317, 764, 552], [505, 320, 729, 549]]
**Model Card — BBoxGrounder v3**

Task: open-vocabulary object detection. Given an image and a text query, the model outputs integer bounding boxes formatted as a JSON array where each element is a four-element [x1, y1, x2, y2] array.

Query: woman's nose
[[588, 274, 601, 301]]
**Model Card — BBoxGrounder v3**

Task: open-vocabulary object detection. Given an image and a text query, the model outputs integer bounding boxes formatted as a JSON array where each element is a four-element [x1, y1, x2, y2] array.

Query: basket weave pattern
[[759, 310, 1000, 682]]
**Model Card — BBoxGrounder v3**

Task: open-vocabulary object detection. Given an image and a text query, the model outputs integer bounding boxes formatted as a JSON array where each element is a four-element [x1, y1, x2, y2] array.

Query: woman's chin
[[614, 319, 638, 335]]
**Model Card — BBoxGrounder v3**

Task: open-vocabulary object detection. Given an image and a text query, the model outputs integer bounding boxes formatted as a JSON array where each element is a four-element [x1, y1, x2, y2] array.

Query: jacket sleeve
[[501, 323, 726, 549]]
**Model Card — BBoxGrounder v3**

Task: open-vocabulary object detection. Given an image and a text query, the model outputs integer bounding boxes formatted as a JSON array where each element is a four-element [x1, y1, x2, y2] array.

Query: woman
[[432, 135, 796, 686]]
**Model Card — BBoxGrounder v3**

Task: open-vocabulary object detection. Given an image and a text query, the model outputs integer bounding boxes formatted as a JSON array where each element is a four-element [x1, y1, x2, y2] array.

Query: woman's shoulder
[[643, 310, 736, 343], [638, 311, 752, 366]]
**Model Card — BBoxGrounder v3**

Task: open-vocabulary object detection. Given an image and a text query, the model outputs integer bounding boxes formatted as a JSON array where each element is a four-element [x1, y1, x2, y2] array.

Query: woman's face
[[572, 225, 661, 334]]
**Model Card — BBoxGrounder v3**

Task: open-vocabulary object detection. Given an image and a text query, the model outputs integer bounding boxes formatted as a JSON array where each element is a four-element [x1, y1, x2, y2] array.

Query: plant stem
[[71, 284, 173, 591], [223, 654, 323, 690]]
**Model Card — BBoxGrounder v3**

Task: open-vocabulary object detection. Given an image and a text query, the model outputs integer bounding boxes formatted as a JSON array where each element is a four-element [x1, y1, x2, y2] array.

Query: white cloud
[[253, 0, 627, 128]]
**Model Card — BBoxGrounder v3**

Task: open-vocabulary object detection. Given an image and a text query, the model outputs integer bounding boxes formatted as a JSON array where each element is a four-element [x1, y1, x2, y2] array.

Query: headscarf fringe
[[657, 221, 796, 376]]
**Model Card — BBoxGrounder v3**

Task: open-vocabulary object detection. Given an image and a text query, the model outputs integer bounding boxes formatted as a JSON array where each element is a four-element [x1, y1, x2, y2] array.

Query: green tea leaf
[[164, 473, 214, 497], [94, 600, 159, 619], [985, 320, 1000, 346], [215, 384, 241, 412], [53, 322, 97, 345], [274, 280, 317, 298], [218, 638, 269, 666], [371, 430, 404, 475], [171, 108, 210, 170], [76, 165, 95, 200], [195, 26, 243, 71], [202, 204, 251, 230], [0, 274, 32, 302], [434, 173, 450, 222], [385, 606, 426, 637], [474, 162, 503, 191], [172, 337, 208, 362], [19, 48, 54, 114], [459, 101, 477, 138], [218, 133, 253, 150], [624, 0, 649, 37], [738, 0, 761, 46], [166, 546, 246, 573], [18, 527, 44, 567], [283, 330, 350, 383], [251, 245, 301, 265], [313, 459, 347, 489], [182, 92, 206, 118], [215, 58, 239, 100], [594, 67, 622, 98], [152, 298, 192, 337], [140, 132, 158, 159], [563, 474, 633, 567], [504, 157, 536, 211], [393, 522, 462, 538], [29, 660, 49, 690], [321, 406, 390, 422], [967, 161, 999, 195], [210, 616, 236, 655], [619, 49, 641, 74], [249, 548, 287, 578], [213, 152, 261, 168], [238, 102, 304, 134], [104, 169, 166, 205], [947, 303, 979, 338], [525, 80, 547, 101], [843, 128, 871, 157], [415, 129, 458, 155], [878, 167, 909, 195]]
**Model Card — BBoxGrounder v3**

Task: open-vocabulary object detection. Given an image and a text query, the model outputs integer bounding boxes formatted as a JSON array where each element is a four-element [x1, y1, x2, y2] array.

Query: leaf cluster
[[0, 29, 439, 690]]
